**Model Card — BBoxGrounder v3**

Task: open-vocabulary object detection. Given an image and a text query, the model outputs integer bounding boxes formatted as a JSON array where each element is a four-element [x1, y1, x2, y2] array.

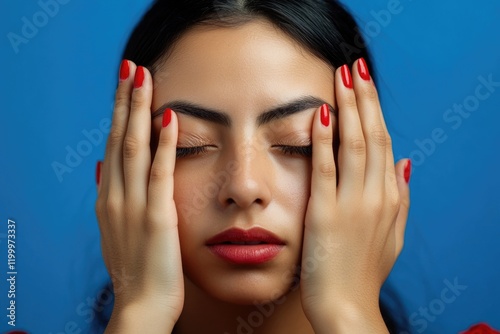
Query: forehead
[[152, 18, 334, 118]]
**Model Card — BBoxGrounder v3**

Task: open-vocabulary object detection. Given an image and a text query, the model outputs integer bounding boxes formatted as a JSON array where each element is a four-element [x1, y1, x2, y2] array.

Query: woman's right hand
[[95, 60, 183, 333]]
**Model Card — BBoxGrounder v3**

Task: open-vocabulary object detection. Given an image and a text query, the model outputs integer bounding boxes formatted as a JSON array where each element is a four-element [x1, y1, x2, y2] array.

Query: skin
[[96, 18, 410, 334]]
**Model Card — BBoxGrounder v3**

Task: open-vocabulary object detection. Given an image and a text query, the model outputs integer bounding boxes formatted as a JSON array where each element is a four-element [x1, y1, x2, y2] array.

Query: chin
[[184, 264, 299, 305]]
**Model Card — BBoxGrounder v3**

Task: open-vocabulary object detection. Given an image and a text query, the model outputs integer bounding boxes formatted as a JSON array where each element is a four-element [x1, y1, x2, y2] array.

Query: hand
[[299, 58, 411, 333], [95, 61, 183, 332]]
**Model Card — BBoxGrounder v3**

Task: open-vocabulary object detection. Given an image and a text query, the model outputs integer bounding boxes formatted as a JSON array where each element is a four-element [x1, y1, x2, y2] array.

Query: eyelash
[[176, 145, 312, 158]]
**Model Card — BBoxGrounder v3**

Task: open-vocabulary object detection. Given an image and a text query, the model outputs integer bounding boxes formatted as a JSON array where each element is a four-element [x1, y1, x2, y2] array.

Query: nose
[[217, 142, 272, 210]]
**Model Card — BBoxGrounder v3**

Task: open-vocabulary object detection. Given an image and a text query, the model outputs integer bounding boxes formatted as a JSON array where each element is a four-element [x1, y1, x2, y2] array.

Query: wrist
[[105, 300, 177, 334], [308, 302, 388, 334]]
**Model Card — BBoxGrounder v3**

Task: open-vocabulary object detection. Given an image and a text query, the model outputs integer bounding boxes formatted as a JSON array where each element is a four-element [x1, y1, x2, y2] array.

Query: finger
[[362, 65, 402, 218], [351, 58, 387, 194], [335, 64, 366, 197], [364, 65, 400, 198], [101, 60, 137, 202], [307, 104, 336, 232], [123, 66, 153, 206], [394, 158, 411, 254], [145, 108, 184, 296], [147, 108, 178, 228]]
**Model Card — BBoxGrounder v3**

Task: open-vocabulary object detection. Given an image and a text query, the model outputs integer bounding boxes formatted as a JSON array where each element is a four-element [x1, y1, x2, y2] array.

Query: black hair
[[122, 0, 375, 78]]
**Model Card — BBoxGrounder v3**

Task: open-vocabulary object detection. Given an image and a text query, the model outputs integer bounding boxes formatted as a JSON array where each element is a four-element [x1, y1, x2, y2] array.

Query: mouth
[[205, 227, 285, 264], [220, 241, 268, 245]]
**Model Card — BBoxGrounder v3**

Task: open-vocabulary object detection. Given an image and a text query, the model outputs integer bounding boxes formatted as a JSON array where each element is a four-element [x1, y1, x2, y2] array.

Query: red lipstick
[[205, 227, 285, 265]]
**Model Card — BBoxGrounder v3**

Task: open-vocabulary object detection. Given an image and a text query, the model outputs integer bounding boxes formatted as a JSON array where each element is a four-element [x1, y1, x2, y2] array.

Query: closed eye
[[274, 145, 312, 156], [176, 146, 213, 158], [175, 145, 312, 158]]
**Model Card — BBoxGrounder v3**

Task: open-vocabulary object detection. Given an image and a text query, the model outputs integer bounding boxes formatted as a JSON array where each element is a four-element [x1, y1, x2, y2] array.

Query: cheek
[[173, 167, 206, 263], [275, 159, 312, 219], [173, 165, 205, 226]]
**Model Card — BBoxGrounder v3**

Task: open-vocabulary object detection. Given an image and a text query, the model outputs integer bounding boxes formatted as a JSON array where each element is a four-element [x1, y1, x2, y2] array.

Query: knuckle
[[318, 135, 334, 146], [108, 129, 125, 148], [150, 163, 169, 182], [385, 132, 393, 147], [345, 137, 366, 155], [385, 168, 398, 186], [114, 89, 131, 109], [130, 92, 145, 111], [123, 136, 141, 160], [106, 198, 122, 220], [318, 160, 337, 179], [157, 131, 174, 147], [387, 192, 401, 211], [367, 127, 387, 147], [144, 210, 170, 234], [360, 84, 378, 101], [343, 96, 358, 109]]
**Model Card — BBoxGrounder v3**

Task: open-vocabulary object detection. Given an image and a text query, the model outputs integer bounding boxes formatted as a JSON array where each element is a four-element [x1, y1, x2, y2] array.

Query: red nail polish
[[341, 64, 353, 89], [96, 161, 102, 185], [357, 57, 370, 81], [119, 60, 129, 81], [162, 108, 172, 128], [404, 159, 411, 184], [134, 66, 145, 88], [320, 104, 330, 127]]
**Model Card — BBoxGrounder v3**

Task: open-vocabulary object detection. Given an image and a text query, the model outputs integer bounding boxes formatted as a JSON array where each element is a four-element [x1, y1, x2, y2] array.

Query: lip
[[206, 227, 285, 265]]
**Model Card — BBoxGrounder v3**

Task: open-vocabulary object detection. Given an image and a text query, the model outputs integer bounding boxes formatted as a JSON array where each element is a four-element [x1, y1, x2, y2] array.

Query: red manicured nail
[[320, 104, 330, 127], [357, 57, 370, 81], [96, 161, 102, 185], [119, 60, 129, 81], [162, 108, 172, 128], [134, 66, 145, 88], [404, 159, 412, 184], [341, 64, 353, 88]]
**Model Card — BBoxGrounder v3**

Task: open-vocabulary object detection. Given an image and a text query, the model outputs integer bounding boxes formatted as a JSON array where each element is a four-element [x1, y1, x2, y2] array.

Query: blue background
[[1, 0, 499, 333]]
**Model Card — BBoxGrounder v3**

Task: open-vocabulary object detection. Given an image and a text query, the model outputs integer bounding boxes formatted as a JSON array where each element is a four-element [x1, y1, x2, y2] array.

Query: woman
[[95, 0, 412, 332]]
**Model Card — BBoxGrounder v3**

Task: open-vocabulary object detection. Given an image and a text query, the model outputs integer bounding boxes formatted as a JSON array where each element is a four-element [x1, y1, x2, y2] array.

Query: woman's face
[[151, 19, 336, 304]]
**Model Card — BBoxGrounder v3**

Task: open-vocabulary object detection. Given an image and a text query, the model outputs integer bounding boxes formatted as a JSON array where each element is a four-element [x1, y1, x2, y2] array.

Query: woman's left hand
[[299, 58, 411, 333]]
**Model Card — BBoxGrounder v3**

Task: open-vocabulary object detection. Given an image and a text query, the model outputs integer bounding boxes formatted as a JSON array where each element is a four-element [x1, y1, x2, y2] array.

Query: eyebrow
[[151, 96, 336, 127]]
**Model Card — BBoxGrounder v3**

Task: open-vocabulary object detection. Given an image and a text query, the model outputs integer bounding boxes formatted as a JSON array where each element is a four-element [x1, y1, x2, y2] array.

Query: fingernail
[[119, 60, 129, 81], [320, 104, 330, 127], [341, 64, 353, 89], [96, 161, 102, 185], [357, 57, 370, 81], [404, 159, 412, 184], [134, 66, 145, 89], [162, 108, 172, 128]]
